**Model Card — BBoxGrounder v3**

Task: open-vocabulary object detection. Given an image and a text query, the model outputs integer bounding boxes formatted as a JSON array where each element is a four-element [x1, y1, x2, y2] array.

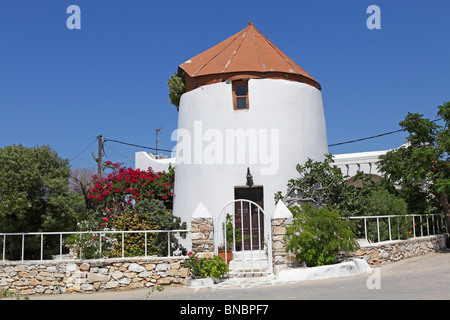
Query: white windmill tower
[[171, 22, 328, 253]]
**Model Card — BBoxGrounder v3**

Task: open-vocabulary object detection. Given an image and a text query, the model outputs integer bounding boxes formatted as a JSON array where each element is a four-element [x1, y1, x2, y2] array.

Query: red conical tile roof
[[179, 22, 320, 92]]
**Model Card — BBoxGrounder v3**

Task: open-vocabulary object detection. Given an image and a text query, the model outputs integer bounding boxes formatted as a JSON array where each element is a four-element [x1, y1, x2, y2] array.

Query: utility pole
[[155, 127, 163, 159], [97, 134, 103, 177]]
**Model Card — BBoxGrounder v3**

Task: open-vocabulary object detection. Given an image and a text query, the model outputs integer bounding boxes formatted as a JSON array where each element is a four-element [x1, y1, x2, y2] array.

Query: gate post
[[272, 201, 297, 273], [190, 202, 214, 258]]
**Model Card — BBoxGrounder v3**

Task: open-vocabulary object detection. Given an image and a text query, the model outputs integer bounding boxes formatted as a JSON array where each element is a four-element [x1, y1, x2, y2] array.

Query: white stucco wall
[[135, 149, 391, 180], [332, 150, 388, 178], [135, 151, 175, 173], [171, 78, 328, 239], [134, 79, 407, 251]]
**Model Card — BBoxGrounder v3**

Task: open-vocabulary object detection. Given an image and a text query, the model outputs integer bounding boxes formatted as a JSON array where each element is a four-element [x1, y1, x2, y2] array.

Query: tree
[[275, 154, 347, 208], [378, 101, 450, 231], [275, 153, 363, 216], [0, 144, 84, 259], [69, 167, 97, 211], [275, 154, 411, 243]]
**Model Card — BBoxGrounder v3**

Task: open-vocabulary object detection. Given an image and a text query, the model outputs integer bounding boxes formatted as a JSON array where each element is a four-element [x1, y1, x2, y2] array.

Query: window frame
[[232, 80, 249, 110]]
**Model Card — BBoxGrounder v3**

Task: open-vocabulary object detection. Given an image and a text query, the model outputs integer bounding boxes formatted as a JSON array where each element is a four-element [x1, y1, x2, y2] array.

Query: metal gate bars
[[214, 199, 273, 276]]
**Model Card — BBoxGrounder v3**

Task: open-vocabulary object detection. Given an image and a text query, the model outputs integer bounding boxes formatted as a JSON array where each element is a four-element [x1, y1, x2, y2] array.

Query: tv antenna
[[155, 127, 163, 158]]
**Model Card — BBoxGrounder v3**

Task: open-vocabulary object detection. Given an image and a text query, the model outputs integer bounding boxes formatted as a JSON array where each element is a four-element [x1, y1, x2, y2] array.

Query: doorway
[[234, 186, 264, 250]]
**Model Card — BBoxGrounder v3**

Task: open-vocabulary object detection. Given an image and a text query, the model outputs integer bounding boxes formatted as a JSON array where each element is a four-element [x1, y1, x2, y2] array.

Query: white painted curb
[[276, 258, 372, 282]]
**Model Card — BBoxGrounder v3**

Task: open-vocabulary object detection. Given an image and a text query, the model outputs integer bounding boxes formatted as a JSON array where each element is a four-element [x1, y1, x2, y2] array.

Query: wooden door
[[234, 187, 264, 250]]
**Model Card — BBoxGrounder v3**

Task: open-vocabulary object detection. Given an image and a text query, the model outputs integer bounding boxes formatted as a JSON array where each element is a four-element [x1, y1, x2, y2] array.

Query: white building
[[136, 149, 390, 185], [333, 149, 388, 181], [135, 23, 389, 250]]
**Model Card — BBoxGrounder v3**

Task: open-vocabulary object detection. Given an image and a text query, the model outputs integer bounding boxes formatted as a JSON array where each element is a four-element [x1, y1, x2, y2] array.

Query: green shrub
[[107, 212, 159, 258], [167, 73, 185, 111], [197, 256, 229, 279], [185, 252, 229, 279], [354, 188, 410, 242], [69, 199, 187, 258], [286, 204, 359, 267], [134, 199, 187, 256]]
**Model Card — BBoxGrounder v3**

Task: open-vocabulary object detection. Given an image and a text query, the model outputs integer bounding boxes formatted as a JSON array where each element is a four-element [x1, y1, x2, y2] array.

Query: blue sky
[[0, 0, 449, 170]]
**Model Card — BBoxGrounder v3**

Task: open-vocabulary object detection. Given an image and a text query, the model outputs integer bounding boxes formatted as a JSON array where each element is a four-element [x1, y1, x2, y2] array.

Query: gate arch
[[214, 199, 273, 275]]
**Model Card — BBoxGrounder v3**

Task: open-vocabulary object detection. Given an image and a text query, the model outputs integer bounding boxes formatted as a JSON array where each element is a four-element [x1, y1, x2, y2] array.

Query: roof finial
[[248, 22, 254, 27]]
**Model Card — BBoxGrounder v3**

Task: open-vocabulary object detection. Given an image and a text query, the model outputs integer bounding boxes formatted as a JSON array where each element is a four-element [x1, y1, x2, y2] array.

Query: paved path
[[13, 250, 450, 300]]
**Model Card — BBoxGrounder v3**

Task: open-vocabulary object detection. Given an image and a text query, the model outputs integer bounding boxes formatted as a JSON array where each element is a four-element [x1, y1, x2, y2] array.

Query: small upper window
[[232, 81, 249, 110]]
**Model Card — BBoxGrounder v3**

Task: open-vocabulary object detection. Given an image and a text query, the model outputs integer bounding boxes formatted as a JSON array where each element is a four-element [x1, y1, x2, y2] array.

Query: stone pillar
[[271, 201, 297, 273], [190, 202, 214, 258]]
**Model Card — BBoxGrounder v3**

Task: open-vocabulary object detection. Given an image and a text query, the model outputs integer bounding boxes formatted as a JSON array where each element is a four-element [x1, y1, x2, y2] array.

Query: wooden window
[[232, 81, 249, 110]]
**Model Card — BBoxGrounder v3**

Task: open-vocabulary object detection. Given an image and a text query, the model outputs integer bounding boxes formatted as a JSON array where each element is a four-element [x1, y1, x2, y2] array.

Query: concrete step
[[229, 260, 269, 272], [232, 250, 267, 260], [228, 250, 270, 272]]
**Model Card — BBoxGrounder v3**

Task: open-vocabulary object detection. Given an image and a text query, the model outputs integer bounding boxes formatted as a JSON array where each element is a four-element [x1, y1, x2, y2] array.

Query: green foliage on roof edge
[[168, 73, 185, 111]]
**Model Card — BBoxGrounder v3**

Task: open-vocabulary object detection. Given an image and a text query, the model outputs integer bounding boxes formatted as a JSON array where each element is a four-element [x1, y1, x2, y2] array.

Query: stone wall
[[272, 230, 446, 272], [1, 205, 446, 297], [0, 256, 189, 296], [272, 232, 446, 272], [0, 211, 215, 297], [272, 217, 297, 273], [354, 234, 447, 265], [190, 217, 214, 258], [270, 201, 448, 272]]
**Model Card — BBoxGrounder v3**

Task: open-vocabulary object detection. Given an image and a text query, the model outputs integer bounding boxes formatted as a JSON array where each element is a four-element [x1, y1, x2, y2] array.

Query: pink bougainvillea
[[87, 161, 174, 210]]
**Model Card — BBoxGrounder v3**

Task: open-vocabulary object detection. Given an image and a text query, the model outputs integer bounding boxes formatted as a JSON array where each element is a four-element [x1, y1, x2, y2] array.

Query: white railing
[[348, 214, 443, 244], [0, 229, 189, 261]]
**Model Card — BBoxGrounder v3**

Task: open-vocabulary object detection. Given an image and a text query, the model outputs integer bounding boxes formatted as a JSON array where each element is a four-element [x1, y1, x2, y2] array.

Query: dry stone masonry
[[270, 201, 447, 271], [190, 217, 214, 259], [354, 234, 447, 265], [271, 201, 298, 273], [0, 257, 189, 296], [272, 217, 297, 273]]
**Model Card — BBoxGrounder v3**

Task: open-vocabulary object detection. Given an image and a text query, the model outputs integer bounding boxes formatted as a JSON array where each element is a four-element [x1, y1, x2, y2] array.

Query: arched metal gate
[[214, 199, 273, 276]]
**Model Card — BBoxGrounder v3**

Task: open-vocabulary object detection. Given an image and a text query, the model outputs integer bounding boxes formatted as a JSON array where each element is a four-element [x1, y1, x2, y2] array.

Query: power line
[[104, 144, 135, 166], [104, 138, 173, 153], [0, 136, 94, 140], [328, 117, 443, 147], [69, 138, 97, 162], [70, 115, 444, 166], [328, 128, 404, 147], [71, 157, 136, 170]]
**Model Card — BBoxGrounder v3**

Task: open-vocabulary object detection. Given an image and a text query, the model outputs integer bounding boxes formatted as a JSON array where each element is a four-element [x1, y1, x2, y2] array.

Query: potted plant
[[185, 252, 229, 286], [218, 243, 233, 263], [221, 213, 259, 256], [218, 213, 241, 263]]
